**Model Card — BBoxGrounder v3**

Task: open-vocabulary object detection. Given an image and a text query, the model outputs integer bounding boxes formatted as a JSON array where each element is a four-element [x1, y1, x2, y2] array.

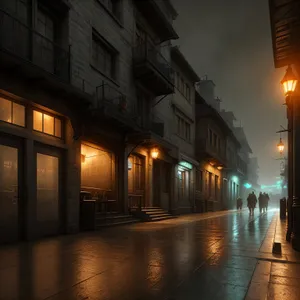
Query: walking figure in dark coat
[[264, 193, 270, 212], [258, 192, 264, 213], [247, 192, 257, 215], [236, 197, 243, 211]]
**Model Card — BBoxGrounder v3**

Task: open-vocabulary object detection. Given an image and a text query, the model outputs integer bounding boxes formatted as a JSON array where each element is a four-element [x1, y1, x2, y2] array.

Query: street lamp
[[281, 65, 298, 96], [277, 138, 284, 154], [280, 65, 300, 249], [151, 148, 159, 159]]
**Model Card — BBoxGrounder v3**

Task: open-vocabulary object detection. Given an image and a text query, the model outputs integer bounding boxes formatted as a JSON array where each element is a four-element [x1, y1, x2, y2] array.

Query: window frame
[[33, 109, 63, 139], [91, 28, 118, 81], [186, 84, 191, 101], [176, 114, 191, 142], [36, 5, 56, 41], [0, 97, 26, 128], [95, 0, 123, 26]]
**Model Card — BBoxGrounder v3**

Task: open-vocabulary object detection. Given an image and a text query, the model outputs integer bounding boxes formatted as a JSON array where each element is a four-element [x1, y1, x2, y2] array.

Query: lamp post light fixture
[[281, 65, 298, 96], [151, 148, 159, 159], [277, 138, 285, 155], [280, 65, 300, 249]]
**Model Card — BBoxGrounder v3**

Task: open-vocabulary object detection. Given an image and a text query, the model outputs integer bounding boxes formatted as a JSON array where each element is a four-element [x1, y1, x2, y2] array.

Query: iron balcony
[[133, 39, 175, 97]]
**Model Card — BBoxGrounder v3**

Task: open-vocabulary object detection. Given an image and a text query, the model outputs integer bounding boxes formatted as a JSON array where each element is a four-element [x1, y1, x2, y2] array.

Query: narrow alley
[[1, 207, 298, 300]]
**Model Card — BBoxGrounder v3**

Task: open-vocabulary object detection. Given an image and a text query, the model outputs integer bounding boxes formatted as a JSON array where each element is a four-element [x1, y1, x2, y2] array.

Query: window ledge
[[90, 64, 120, 87], [95, 0, 124, 28], [175, 86, 192, 103], [175, 133, 192, 144]]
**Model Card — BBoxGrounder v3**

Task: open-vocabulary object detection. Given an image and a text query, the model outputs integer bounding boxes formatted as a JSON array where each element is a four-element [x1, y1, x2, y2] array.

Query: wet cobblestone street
[[0, 209, 285, 300]]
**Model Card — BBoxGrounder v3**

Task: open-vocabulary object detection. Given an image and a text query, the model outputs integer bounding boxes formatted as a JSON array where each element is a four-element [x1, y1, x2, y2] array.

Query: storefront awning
[[127, 131, 179, 161], [180, 153, 199, 167]]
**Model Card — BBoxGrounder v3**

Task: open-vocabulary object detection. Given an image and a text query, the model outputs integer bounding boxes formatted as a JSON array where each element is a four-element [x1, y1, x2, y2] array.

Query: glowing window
[[12, 103, 25, 126], [33, 110, 62, 138], [33, 111, 43, 131], [0, 97, 25, 127], [44, 114, 54, 135], [55, 118, 62, 138]]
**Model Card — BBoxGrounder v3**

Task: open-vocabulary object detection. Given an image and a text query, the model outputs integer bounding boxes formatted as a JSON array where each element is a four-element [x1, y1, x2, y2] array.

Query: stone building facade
[[0, 0, 257, 244], [0, 0, 179, 244]]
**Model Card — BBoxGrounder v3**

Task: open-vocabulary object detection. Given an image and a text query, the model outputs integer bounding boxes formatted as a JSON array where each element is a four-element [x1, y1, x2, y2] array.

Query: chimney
[[215, 97, 221, 112], [196, 77, 216, 108]]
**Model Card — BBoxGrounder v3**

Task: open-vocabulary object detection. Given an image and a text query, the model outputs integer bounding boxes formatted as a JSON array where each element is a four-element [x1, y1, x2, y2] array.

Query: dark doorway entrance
[[34, 143, 64, 238], [128, 154, 145, 208], [0, 134, 24, 244]]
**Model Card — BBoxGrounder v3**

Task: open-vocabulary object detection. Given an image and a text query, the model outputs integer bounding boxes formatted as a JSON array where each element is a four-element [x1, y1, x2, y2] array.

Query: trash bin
[[80, 191, 96, 230], [280, 198, 287, 219]]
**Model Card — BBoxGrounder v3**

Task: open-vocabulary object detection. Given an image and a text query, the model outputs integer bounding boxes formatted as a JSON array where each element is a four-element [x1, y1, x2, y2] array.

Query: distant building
[[154, 45, 200, 214], [194, 90, 242, 211]]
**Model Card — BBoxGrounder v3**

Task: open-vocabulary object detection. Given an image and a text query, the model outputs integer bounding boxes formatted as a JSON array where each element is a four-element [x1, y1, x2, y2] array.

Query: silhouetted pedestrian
[[258, 192, 263, 213], [247, 192, 257, 215], [236, 197, 243, 211], [265, 193, 270, 211]]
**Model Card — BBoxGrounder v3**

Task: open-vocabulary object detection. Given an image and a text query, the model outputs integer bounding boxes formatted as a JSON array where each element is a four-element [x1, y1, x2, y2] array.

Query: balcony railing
[[196, 138, 226, 163], [96, 83, 140, 124], [0, 9, 70, 82], [133, 39, 174, 86], [133, 0, 178, 42], [96, 83, 127, 110]]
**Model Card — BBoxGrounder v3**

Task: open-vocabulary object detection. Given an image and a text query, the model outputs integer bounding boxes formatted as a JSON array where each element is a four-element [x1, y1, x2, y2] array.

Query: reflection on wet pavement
[[0, 209, 276, 300]]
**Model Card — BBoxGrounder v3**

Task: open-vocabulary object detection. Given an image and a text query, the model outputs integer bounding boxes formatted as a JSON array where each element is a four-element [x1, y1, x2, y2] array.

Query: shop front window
[[81, 144, 113, 193]]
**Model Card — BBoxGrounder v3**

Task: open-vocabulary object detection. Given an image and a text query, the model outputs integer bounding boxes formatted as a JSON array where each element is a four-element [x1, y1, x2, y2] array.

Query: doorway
[[35, 144, 63, 237], [0, 135, 24, 244], [153, 160, 171, 209], [178, 170, 186, 205], [128, 154, 145, 208]]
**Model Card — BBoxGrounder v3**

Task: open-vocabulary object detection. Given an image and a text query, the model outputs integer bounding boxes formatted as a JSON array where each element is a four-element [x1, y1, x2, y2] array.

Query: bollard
[[280, 198, 287, 219]]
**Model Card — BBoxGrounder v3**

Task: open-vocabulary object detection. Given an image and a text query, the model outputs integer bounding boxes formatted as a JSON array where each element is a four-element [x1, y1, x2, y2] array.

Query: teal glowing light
[[178, 161, 193, 170], [244, 183, 252, 189], [232, 176, 238, 183], [284, 185, 287, 189]]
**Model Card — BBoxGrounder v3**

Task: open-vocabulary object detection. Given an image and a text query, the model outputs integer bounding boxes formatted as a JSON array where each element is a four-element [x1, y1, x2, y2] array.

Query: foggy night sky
[[172, 0, 287, 186]]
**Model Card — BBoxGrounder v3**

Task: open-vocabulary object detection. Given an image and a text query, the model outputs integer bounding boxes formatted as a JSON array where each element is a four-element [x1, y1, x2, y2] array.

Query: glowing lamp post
[[277, 138, 284, 155], [280, 65, 300, 250], [151, 148, 159, 159], [281, 65, 298, 96]]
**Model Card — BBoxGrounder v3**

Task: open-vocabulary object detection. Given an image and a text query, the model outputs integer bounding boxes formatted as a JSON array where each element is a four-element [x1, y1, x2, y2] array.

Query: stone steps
[[95, 213, 139, 228], [132, 207, 176, 222]]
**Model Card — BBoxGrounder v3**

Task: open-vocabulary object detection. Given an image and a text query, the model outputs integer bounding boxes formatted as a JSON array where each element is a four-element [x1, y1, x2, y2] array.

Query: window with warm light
[[33, 110, 62, 138], [81, 143, 114, 191], [0, 97, 25, 127]]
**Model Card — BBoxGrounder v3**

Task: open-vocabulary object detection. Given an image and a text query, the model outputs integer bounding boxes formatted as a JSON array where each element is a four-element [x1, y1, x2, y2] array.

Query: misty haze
[[0, 0, 299, 300]]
